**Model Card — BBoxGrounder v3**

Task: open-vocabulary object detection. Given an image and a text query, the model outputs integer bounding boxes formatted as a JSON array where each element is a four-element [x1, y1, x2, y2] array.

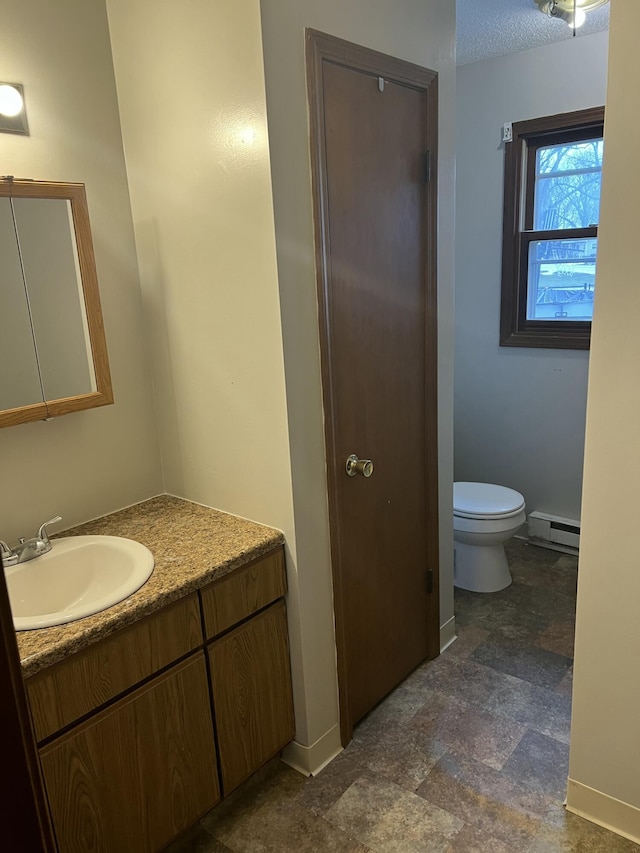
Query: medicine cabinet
[[0, 179, 113, 427]]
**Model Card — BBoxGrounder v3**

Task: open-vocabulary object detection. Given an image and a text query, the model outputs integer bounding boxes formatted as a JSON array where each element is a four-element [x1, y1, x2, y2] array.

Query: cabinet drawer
[[208, 599, 295, 794], [40, 652, 219, 853], [200, 547, 286, 638], [27, 593, 202, 741]]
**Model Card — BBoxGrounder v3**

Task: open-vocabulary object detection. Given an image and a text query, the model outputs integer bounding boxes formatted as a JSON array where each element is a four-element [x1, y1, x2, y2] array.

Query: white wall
[[568, 2, 640, 841], [259, 0, 457, 662], [0, 0, 162, 542], [455, 32, 608, 520]]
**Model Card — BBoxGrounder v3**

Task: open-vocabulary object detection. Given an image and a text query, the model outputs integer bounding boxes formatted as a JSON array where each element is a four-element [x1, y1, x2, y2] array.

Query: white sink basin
[[6, 535, 154, 631]]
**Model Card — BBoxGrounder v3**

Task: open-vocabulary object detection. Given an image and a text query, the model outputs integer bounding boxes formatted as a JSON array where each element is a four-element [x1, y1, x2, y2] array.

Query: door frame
[[305, 29, 440, 745], [0, 560, 55, 850]]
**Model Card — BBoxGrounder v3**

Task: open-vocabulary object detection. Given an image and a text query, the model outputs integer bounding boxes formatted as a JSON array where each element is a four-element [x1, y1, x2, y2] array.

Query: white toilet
[[453, 482, 526, 593]]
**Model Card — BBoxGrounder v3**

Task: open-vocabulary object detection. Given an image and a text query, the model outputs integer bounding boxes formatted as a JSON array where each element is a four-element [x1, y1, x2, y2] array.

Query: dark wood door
[[307, 31, 440, 740], [0, 544, 55, 851]]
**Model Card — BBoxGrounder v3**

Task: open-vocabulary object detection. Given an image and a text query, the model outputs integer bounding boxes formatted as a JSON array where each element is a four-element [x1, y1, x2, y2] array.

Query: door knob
[[346, 454, 374, 478]]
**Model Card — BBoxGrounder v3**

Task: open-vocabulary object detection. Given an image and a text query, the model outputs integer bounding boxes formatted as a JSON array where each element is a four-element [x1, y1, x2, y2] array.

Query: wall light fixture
[[0, 83, 29, 135], [534, 0, 609, 29]]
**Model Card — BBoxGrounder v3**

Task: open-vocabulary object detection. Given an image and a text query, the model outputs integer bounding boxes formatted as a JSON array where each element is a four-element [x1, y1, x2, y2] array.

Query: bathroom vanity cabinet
[[200, 549, 293, 794], [38, 653, 218, 853], [24, 545, 294, 853]]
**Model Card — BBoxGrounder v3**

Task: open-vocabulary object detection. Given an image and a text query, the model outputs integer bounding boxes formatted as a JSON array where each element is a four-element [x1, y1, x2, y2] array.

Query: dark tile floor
[[166, 540, 639, 852]]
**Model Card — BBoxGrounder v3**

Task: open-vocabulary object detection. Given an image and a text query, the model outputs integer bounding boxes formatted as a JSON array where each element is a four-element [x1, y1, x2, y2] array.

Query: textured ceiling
[[457, 0, 610, 65]]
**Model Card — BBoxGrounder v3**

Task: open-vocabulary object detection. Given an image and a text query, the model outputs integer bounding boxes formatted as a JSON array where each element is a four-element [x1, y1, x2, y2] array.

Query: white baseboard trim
[[281, 723, 343, 777], [566, 778, 640, 844], [282, 620, 457, 777], [440, 616, 456, 653]]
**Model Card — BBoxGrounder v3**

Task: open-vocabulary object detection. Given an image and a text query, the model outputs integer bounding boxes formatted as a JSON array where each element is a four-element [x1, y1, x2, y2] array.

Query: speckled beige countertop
[[16, 495, 284, 678]]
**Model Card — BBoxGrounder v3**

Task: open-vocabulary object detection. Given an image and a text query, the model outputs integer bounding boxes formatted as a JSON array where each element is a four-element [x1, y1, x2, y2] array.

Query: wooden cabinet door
[[208, 600, 295, 794], [28, 594, 203, 742], [40, 653, 219, 853]]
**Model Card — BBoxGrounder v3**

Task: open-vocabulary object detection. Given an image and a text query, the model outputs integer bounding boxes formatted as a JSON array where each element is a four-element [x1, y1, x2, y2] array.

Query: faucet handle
[[0, 540, 17, 568], [37, 516, 62, 544]]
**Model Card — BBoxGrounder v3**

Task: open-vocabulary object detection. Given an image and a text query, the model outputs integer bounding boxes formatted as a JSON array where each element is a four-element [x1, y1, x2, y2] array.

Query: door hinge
[[427, 568, 434, 594], [424, 150, 431, 183]]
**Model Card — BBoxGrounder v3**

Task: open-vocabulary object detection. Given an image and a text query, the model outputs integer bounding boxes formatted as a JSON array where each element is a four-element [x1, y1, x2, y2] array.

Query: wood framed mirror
[[0, 178, 113, 428]]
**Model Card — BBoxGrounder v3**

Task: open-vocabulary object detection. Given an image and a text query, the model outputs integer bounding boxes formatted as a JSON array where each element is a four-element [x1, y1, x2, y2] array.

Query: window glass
[[534, 139, 603, 230], [526, 237, 597, 321], [500, 107, 604, 349]]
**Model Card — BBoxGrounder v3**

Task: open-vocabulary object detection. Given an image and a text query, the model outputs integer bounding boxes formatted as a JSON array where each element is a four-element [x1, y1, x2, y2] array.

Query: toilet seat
[[454, 482, 525, 520]]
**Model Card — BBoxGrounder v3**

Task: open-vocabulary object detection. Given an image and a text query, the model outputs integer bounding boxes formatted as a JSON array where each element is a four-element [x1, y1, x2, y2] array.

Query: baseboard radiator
[[527, 511, 580, 554]]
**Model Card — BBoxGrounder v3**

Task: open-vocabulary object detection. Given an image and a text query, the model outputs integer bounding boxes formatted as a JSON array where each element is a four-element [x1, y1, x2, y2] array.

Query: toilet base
[[454, 540, 512, 593]]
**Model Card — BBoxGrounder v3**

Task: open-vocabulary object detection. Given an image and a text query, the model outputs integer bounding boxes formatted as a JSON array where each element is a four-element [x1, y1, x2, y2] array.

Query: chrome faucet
[[0, 516, 62, 568]]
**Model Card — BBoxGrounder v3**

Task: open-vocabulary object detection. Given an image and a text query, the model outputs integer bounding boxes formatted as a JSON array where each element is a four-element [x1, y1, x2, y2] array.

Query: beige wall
[[105, 0, 293, 533], [104, 0, 320, 754], [259, 0, 457, 669], [568, 0, 640, 841], [0, 0, 162, 543]]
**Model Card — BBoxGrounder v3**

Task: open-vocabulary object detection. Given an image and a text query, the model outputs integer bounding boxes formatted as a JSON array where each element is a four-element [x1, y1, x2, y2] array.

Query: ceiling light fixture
[[0, 83, 29, 135], [534, 0, 609, 30]]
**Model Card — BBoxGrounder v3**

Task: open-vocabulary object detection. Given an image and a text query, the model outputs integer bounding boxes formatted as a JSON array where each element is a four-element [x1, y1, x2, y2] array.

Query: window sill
[[500, 326, 590, 350]]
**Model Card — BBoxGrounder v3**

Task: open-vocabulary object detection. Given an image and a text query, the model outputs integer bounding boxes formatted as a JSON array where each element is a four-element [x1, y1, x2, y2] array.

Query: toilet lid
[[454, 482, 525, 519]]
